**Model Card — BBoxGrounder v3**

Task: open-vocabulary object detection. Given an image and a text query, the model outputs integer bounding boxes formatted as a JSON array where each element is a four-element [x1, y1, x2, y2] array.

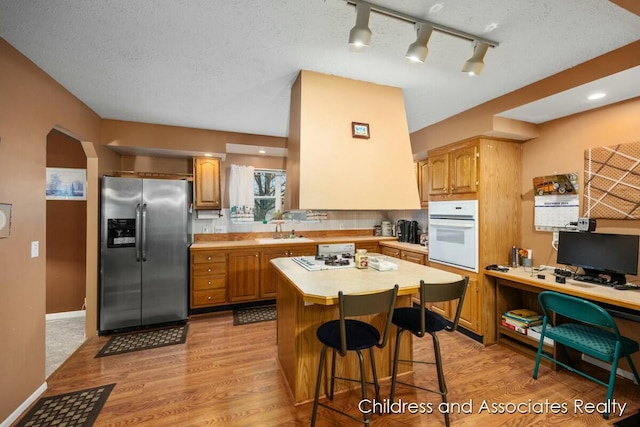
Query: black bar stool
[[390, 277, 469, 427], [311, 284, 399, 426]]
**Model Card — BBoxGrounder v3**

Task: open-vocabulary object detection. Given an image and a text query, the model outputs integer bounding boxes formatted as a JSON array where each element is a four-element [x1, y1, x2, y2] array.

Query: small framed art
[[0, 203, 11, 238], [46, 168, 87, 200], [352, 122, 370, 139]]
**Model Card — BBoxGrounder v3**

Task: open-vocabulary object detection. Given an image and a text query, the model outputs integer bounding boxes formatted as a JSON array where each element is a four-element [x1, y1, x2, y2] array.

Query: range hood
[[284, 70, 420, 211]]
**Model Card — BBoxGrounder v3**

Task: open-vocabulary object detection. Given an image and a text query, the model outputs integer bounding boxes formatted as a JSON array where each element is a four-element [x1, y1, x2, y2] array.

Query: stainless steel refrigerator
[[99, 177, 190, 334]]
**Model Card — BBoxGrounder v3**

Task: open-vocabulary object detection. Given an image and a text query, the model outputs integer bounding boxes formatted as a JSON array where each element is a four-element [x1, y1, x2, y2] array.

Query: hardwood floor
[[22, 311, 639, 426]]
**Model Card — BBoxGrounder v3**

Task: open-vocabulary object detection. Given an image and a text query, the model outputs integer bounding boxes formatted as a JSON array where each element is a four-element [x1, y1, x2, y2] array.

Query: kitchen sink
[[255, 237, 314, 244]]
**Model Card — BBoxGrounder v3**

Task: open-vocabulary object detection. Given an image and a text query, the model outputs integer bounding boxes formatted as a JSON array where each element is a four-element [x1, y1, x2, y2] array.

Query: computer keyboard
[[573, 275, 608, 285]]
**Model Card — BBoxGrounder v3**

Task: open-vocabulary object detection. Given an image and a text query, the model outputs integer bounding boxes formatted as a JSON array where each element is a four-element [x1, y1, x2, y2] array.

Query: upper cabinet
[[415, 160, 429, 208], [193, 157, 221, 210], [428, 140, 478, 199]]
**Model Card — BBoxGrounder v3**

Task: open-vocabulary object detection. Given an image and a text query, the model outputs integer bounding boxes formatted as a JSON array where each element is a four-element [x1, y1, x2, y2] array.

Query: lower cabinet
[[190, 244, 316, 310], [228, 249, 261, 302], [380, 246, 427, 265], [190, 250, 227, 309], [259, 245, 315, 299], [355, 241, 380, 254], [427, 262, 480, 334]]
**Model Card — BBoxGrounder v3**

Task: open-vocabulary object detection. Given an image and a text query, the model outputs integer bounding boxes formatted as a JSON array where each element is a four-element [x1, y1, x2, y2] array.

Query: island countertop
[[270, 255, 462, 305]]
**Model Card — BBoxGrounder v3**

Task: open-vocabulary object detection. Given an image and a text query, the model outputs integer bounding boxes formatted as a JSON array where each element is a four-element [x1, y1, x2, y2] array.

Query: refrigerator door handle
[[141, 203, 148, 262], [135, 204, 142, 262]]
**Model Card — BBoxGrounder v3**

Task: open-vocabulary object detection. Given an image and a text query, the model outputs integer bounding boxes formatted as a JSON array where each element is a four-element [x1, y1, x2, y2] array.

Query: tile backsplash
[[192, 209, 428, 236]]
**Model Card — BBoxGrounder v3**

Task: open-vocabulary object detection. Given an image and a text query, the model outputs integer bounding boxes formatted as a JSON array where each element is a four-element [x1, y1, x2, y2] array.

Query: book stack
[[500, 308, 543, 335]]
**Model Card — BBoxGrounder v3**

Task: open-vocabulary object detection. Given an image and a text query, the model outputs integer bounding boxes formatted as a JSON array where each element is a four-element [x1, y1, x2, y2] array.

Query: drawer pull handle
[[208, 281, 212, 285], [207, 296, 212, 300], [207, 268, 212, 272], [207, 256, 212, 260]]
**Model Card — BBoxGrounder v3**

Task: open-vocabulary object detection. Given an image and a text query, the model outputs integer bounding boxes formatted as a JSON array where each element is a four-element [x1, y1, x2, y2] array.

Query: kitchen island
[[271, 256, 462, 404]]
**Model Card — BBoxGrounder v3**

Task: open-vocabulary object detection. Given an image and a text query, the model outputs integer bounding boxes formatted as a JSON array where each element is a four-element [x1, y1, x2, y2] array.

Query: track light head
[[348, 3, 372, 47], [462, 41, 489, 75], [405, 24, 433, 63]]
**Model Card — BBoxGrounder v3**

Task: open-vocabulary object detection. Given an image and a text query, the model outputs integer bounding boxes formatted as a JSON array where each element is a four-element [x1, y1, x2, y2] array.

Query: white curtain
[[229, 164, 255, 222]]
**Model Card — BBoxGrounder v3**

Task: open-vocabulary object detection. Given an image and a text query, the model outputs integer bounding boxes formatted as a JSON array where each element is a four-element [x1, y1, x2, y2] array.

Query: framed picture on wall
[[0, 203, 11, 238], [352, 122, 370, 139], [46, 168, 87, 200]]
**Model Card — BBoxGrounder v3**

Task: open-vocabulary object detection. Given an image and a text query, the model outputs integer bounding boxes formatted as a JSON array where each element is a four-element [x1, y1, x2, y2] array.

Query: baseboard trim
[[0, 381, 47, 427], [46, 310, 86, 320], [582, 354, 636, 382]]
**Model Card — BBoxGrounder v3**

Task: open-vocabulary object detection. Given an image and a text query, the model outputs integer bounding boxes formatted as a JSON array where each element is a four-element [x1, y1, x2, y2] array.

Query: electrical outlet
[[203, 226, 208, 233], [214, 225, 226, 233], [552, 231, 559, 242]]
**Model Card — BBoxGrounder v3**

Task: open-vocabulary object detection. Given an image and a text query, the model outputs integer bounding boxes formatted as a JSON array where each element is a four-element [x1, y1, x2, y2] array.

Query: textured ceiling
[[1, 0, 639, 138]]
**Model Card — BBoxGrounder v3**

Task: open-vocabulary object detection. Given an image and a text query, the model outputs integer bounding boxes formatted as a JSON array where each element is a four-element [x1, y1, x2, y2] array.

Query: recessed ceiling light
[[204, 153, 213, 157], [587, 92, 606, 100], [258, 148, 266, 154]]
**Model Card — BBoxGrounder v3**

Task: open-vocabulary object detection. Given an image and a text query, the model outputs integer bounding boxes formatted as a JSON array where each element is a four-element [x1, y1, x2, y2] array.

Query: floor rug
[[95, 324, 188, 357], [16, 383, 115, 427], [615, 409, 640, 427], [233, 305, 276, 325]]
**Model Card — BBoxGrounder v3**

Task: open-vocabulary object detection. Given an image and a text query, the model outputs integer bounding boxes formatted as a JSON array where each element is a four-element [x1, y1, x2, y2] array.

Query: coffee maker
[[396, 220, 420, 244]]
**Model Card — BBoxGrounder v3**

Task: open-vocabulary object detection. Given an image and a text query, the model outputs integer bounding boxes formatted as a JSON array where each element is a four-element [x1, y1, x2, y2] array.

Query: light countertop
[[270, 254, 461, 305], [190, 235, 398, 250]]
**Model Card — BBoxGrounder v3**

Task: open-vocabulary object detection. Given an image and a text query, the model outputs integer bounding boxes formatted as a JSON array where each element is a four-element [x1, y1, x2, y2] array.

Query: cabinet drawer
[[193, 275, 226, 290], [192, 289, 226, 306], [193, 252, 226, 264], [193, 263, 226, 276]]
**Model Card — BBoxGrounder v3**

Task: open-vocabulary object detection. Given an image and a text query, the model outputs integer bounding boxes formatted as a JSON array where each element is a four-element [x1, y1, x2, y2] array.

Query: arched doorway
[[45, 127, 99, 376]]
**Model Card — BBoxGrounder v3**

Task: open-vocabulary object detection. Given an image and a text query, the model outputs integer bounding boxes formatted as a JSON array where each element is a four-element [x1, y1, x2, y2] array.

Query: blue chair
[[389, 277, 469, 427], [533, 291, 640, 419], [310, 285, 399, 426]]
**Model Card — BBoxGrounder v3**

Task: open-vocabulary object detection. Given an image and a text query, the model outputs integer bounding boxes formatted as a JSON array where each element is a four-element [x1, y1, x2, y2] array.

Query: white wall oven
[[428, 200, 478, 272]]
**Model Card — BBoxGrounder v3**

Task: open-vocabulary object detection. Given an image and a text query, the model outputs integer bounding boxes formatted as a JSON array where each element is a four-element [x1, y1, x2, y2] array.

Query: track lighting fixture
[[405, 24, 433, 63], [344, 0, 498, 72], [348, 3, 372, 47], [462, 41, 489, 75]]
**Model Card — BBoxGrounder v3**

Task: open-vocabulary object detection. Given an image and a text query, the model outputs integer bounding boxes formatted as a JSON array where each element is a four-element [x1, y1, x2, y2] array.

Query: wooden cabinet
[[401, 249, 426, 265], [355, 241, 380, 254], [416, 159, 429, 207], [456, 275, 479, 332], [425, 263, 480, 334], [428, 142, 478, 197], [228, 249, 261, 302], [427, 137, 522, 344], [193, 157, 221, 210], [380, 245, 426, 265], [191, 250, 227, 308], [381, 246, 400, 258], [259, 245, 315, 299]]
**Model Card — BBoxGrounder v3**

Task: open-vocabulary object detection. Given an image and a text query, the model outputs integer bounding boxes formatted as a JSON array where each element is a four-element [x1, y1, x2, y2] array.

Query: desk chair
[[390, 277, 469, 427], [533, 291, 640, 419], [311, 285, 399, 426]]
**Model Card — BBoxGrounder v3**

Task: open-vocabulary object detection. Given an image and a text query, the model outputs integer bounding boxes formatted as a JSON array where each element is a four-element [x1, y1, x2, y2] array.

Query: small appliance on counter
[[396, 220, 421, 244]]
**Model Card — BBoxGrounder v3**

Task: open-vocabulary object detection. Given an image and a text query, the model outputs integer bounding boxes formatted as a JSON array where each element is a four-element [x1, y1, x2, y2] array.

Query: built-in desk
[[485, 267, 640, 369], [271, 256, 462, 404]]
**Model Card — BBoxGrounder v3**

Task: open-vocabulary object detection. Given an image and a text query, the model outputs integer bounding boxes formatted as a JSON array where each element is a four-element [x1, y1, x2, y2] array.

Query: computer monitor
[[557, 231, 639, 285]]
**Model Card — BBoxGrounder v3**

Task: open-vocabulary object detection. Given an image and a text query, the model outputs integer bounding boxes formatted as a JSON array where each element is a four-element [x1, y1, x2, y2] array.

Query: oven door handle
[[429, 219, 475, 229]]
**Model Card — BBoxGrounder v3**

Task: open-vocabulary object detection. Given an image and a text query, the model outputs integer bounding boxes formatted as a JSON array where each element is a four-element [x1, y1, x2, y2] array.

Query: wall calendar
[[533, 173, 579, 231]]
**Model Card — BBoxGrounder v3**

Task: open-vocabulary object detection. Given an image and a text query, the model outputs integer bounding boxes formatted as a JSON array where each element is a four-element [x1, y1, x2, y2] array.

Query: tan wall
[[520, 97, 640, 278], [0, 38, 104, 421], [46, 129, 87, 314], [287, 70, 420, 210], [101, 119, 287, 155]]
